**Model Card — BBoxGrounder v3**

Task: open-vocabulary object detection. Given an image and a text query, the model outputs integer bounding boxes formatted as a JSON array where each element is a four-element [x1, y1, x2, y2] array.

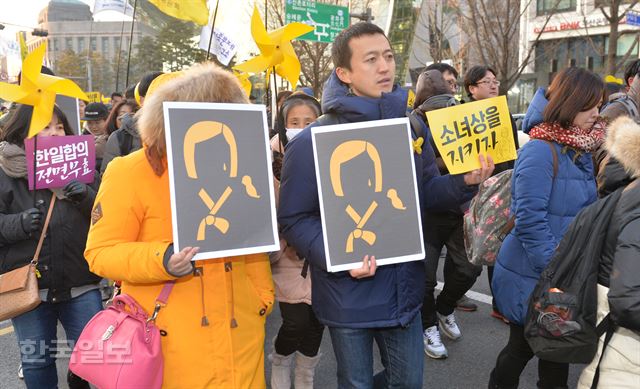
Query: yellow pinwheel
[[0, 43, 88, 138], [233, 70, 252, 98], [234, 5, 313, 89]]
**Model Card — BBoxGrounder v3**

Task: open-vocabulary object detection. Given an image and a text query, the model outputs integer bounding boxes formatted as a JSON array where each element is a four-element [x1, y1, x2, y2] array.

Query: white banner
[[93, 0, 134, 16], [0, 37, 20, 57], [199, 25, 238, 66]]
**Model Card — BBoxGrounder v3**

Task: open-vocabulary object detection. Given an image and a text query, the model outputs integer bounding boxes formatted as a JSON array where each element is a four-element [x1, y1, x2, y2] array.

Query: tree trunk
[[606, 1, 621, 75]]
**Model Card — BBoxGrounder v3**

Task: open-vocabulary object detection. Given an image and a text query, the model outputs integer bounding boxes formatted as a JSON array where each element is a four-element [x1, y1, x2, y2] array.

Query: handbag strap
[[148, 280, 176, 323], [156, 281, 175, 305], [32, 193, 57, 266]]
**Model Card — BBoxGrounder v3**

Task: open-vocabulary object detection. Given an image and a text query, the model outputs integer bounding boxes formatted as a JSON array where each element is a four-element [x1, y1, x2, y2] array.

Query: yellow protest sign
[[18, 32, 28, 61], [425, 95, 517, 174], [85, 92, 102, 103]]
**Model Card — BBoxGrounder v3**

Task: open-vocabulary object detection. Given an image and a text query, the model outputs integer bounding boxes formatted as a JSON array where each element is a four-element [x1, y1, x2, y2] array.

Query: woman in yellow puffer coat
[[84, 63, 274, 389]]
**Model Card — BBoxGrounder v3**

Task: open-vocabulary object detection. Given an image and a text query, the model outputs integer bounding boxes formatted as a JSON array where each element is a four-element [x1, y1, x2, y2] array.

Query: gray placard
[[164, 102, 279, 260], [55, 96, 80, 135], [312, 118, 425, 272]]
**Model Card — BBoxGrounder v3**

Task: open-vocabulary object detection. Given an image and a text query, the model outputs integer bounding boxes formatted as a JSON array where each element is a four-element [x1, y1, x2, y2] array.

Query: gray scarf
[[0, 141, 27, 178]]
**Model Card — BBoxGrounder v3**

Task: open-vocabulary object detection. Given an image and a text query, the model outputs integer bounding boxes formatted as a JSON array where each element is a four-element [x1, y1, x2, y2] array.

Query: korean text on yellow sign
[[425, 95, 517, 174], [85, 92, 102, 103]]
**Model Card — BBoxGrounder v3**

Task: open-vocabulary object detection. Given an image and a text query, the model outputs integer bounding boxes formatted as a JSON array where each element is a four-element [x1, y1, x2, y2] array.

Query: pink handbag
[[69, 281, 175, 389]]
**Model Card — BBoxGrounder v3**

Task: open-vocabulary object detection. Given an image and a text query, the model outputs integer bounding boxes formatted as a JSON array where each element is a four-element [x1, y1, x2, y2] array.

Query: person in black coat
[[0, 104, 102, 389], [577, 115, 640, 388]]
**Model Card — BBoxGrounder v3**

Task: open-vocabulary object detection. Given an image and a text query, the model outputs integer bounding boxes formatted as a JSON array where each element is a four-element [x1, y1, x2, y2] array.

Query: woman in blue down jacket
[[489, 67, 606, 389]]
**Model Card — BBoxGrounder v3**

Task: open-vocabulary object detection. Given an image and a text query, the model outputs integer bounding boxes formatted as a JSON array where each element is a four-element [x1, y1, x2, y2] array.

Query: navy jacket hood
[[321, 70, 409, 122]]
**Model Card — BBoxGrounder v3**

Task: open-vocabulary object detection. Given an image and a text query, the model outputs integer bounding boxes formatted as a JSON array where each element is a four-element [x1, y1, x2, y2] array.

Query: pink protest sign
[[25, 135, 95, 190]]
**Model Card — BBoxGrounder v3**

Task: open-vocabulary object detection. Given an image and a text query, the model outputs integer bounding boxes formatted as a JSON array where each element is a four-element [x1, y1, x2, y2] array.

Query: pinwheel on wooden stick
[[0, 43, 88, 138], [233, 5, 313, 90]]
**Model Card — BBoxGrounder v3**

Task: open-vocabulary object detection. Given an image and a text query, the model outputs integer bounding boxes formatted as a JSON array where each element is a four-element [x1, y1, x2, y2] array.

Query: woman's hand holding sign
[[165, 246, 199, 277], [463, 154, 495, 186]]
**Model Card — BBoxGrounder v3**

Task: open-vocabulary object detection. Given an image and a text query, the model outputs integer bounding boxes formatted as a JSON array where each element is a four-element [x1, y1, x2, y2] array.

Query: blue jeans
[[11, 289, 103, 389], [329, 313, 423, 389]]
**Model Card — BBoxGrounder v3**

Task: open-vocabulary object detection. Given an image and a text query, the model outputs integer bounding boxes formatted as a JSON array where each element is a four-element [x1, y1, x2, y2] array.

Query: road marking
[[0, 326, 14, 336], [436, 281, 493, 305], [0, 284, 493, 338]]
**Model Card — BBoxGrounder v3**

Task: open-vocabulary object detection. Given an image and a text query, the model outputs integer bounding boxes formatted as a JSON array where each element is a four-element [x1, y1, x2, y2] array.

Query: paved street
[[0, 259, 584, 388]]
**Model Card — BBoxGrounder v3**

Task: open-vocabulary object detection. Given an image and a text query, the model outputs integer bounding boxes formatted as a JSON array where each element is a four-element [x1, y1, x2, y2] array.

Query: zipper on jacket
[[194, 267, 209, 326]]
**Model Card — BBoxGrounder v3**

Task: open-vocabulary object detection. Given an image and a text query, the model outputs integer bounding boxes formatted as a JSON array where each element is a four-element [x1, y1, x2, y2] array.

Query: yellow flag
[[18, 32, 28, 61], [149, 0, 209, 26], [425, 96, 517, 174]]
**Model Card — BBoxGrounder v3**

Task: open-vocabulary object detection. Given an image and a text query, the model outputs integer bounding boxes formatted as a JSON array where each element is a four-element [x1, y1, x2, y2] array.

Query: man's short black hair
[[425, 63, 458, 78], [111, 92, 123, 99], [464, 65, 497, 96], [138, 71, 164, 97], [331, 22, 388, 70], [624, 59, 640, 86]]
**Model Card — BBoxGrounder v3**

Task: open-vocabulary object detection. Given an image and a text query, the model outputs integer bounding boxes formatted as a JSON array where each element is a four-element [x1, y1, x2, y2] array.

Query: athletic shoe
[[455, 295, 478, 312], [438, 312, 462, 340], [423, 326, 448, 359]]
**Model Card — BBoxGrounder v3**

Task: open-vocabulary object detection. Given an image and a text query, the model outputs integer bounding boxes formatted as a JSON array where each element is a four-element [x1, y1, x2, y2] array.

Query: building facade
[[25, 0, 155, 92], [519, 0, 640, 104], [407, 0, 467, 85]]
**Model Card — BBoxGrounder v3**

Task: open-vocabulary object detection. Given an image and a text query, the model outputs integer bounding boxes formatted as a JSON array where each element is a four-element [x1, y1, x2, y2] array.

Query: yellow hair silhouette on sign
[[329, 140, 406, 253], [184, 121, 260, 240]]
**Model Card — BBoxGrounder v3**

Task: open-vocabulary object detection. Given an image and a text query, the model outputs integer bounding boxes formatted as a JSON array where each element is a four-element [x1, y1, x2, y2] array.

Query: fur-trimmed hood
[[137, 63, 248, 175], [606, 116, 640, 178]]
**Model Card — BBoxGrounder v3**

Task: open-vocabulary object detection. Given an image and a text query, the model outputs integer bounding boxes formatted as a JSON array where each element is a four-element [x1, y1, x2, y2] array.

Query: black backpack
[[524, 188, 623, 364], [600, 94, 640, 120]]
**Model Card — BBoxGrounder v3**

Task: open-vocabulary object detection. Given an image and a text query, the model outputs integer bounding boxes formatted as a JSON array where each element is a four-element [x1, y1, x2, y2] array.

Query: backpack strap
[[407, 110, 425, 140], [542, 140, 559, 179], [590, 314, 615, 389]]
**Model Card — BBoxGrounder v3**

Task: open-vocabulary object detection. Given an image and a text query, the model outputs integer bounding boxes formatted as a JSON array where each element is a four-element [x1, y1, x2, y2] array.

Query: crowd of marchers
[[0, 21, 639, 389]]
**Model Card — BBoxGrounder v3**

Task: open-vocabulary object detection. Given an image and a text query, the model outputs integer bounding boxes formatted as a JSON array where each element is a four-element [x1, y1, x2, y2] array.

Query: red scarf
[[529, 119, 606, 152]]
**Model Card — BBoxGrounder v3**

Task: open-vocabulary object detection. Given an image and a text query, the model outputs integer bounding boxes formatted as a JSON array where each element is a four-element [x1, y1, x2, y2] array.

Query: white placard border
[[311, 117, 425, 272], [163, 101, 279, 261]]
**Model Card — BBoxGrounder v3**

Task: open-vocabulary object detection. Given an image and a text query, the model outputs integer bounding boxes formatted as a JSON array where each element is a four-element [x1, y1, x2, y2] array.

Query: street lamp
[[350, 8, 374, 23], [32, 29, 48, 37]]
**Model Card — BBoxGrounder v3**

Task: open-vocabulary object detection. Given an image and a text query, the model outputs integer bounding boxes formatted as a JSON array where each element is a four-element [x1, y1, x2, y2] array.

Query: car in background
[[512, 113, 530, 146]]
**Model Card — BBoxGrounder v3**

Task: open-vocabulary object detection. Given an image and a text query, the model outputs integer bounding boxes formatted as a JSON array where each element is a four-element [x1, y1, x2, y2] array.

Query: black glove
[[21, 208, 43, 234], [63, 180, 88, 204]]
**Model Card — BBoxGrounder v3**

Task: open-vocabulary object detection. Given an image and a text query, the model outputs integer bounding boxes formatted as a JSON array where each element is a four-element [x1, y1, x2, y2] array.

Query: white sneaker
[[423, 326, 448, 359], [438, 312, 462, 340]]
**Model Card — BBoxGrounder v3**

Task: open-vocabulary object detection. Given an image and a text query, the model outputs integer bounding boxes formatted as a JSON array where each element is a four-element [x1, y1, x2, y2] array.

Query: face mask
[[286, 128, 303, 141]]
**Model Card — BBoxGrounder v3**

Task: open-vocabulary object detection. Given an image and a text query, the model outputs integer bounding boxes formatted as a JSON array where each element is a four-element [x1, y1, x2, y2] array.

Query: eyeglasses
[[476, 80, 500, 87]]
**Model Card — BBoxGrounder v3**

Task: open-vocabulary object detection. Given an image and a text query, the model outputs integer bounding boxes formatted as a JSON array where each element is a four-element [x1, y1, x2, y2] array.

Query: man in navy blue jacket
[[278, 23, 494, 388]]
